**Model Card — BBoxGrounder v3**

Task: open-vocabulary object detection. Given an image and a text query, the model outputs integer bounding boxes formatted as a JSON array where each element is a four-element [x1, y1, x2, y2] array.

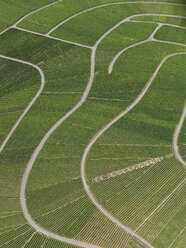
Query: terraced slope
[[0, 1, 185, 248]]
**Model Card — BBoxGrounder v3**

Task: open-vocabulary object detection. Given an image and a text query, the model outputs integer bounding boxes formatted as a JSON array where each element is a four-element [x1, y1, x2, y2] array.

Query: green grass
[[44, 238, 78, 248], [127, 237, 149, 248], [0, 59, 40, 147], [152, 203, 186, 248], [0, 1, 186, 247], [137, 181, 185, 241], [83, 52, 186, 247], [23, 42, 186, 247], [0, 29, 91, 247], [178, 116, 186, 161], [24, 232, 46, 247], [17, 0, 186, 36], [86, 50, 186, 180], [169, 229, 186, 248], [50, 3, 186, 46], [155, 25, 186, 44], [132, 15, 186, 27], [0, 0, 54, 32]]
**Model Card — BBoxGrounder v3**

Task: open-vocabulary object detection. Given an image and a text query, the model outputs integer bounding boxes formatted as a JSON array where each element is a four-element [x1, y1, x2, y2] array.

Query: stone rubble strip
[[92, 154, 173, 183]]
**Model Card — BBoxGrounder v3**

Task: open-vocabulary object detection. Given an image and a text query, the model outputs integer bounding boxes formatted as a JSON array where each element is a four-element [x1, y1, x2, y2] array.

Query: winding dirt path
[[46, 1, 186, 35], [0, 1, 186, 247], [0, 55, 45, 153], [81, 52, 186, 248], [173, 103, 186, 167]]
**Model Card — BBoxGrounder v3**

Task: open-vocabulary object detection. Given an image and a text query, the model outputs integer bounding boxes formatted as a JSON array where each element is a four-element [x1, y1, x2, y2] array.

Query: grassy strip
[[51, 3, 186, 46], [155, 25, 186, 44], [132, 15, 186, 27], [17, 1, 186, 38], [0, 59, 40, 148], [0, 0, 54, 32], [1, 4, 186, 246], [152, 203, 185, 247]]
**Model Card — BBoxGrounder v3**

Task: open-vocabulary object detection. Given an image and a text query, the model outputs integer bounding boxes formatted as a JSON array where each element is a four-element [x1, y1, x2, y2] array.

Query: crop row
[[138, 184, 185, 242], [17, 1, 186, 47], [1, 228, 34, 248], [95, 158, 184, 228], [155, 25, 186, 45], [44, 238, 77, 248], [35, 195, 94, 237], [74, 210, 130, 248], [132, 15, 186, 28], [25, 232, 46, 248], [0, 0, 54, 33], [0, 224, 29, 245]]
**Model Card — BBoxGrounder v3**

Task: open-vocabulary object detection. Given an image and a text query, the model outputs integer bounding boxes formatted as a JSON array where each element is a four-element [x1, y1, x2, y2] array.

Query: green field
[[132, 15, 186, 27], [0, 0, 185, 248], [0, 60, 40, 145], [154, 25, 186, 44], [0, 0, 54, 32], [16, 0, 186, 35], [49, 3, 186, 46]]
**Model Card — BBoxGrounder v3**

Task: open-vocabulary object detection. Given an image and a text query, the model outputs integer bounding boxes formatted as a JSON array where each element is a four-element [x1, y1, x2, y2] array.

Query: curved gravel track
[[13, 1, 58, 28], [0, 1, 58, 36], [20, 5, 186, 248], [1, 12, 184, 153], [109, 13, 186, 73], [173, 103, 186, 167], [0, 1, 186, 247], [81, 52, 186, 248], [0, 55, 45, 153], [47, 1, 186, 35]]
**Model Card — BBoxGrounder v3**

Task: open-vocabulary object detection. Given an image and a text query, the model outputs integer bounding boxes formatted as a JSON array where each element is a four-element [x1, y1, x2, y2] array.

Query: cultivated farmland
[[0, 0, 185, 248]]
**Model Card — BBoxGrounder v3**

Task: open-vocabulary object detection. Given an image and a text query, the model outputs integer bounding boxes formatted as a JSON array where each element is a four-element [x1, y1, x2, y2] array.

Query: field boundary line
[[19, 18, 98, 246], [0, 1, 58, 36], [151, 200, 185, 243], [14, 14, 186, 51], [81, 52, 186, 248], [0, 1, 184, 247], [173, 103, 186, 166], [135, 179, 185, 232], [46, 1, 186, 35], [109, 38, 186, 74], [13, 26, 92, 49], [0, 223, 27, 236], [13, 1, 58, 28], [19, 7, 186, 247], [168, 227, 185, 248], [0, 55, 45, 153], [130, 19, 186, 30], [22, 231, 36, 248], [154, 39, 186, 47], [0, 227, 32, 247], [17, 10, 162, 248], [109, 14, 186, 73], [92, 155, 166, 183]]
